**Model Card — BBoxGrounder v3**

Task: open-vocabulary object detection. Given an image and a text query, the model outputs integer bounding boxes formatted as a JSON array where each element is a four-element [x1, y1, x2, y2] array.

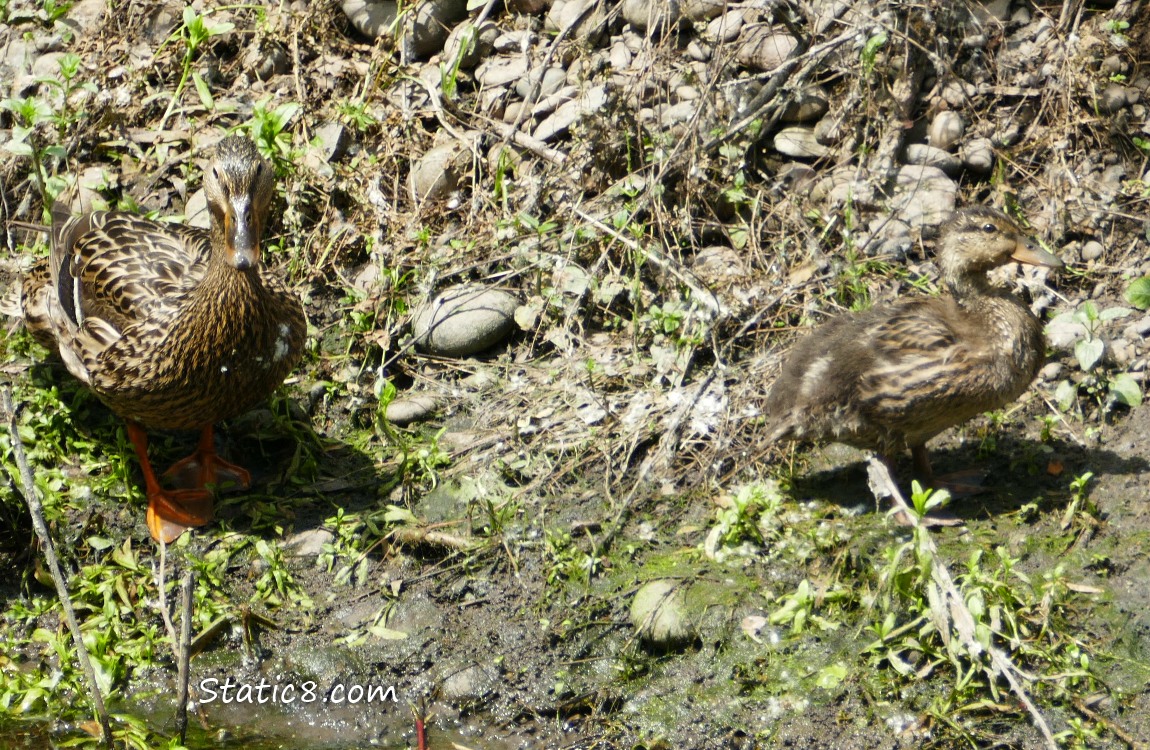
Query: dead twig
[[391, 526, 474, 551], [1073, 697, 1147, 750], [866, 457, 1059, 750], [175, 570, 194, 744], [2, 388, 112, 748]]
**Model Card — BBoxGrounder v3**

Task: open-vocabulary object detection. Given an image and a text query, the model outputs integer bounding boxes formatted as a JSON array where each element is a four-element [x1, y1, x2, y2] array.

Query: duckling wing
[[855, 297, 1006, 440], [765, 298, 977, 446]]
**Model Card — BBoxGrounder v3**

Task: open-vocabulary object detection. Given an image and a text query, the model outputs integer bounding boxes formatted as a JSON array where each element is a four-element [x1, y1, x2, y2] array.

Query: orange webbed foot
[[146, 488, 215, 543], [163, 450, 252, 493], [128, 421, 242, 543]]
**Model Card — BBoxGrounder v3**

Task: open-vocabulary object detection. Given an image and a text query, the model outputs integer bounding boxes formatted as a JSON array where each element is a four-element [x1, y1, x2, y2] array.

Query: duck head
[[204, 136, 274, 271]]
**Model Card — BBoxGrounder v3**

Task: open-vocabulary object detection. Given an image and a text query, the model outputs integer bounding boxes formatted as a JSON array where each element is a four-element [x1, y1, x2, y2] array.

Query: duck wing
[[855, 298, 973, 416], [52, 211, 210, 332], [44, 211, 210, 384]]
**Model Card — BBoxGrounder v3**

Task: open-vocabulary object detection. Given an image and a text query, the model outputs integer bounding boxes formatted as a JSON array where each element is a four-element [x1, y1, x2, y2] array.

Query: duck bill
[[1011, 242, 1062, 268], [226, 199, 261, 271]]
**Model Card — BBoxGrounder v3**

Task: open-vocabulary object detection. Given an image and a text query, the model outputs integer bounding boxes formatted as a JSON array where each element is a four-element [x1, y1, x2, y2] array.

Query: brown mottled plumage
[[765, 207, 1060, 515], [22, 136, 307, 542]]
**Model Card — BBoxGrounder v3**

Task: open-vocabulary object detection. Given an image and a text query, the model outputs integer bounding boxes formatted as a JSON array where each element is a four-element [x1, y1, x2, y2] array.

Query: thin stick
[[2, 388, 113, 747], [866, 457, 1058, 750], [175, 570, 194, 743]]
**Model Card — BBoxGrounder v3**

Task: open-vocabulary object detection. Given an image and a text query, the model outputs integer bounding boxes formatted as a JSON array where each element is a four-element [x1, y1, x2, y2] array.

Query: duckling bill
[[22, 136, 307, 543], [764, 207, 1060, 522]]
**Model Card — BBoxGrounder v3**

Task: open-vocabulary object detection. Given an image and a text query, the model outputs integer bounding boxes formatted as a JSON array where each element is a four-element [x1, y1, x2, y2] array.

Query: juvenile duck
[[764, 207, 1060, 516], [22, 136, 307, 543]]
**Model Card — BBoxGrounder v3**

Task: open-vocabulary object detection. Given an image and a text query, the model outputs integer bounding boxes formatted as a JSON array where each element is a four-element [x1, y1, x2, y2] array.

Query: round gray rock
[[622, 0, 681, 33], [341, 0, 398, 39], [630, 580, 694, 648], [961, 137, 995, 173], [410, 139, 471, 202], [928, 110, 964, 150], [781, 87, 829, 123], [412, 286, 520, 357], [385, 395, 439, 426], [773, 126, 829, 158], [735, 29, 797, 71], [905, 143, 962, 175]]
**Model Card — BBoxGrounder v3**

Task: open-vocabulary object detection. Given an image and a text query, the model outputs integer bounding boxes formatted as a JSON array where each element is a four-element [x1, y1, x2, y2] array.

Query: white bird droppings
[[273, 323, 291, 362]]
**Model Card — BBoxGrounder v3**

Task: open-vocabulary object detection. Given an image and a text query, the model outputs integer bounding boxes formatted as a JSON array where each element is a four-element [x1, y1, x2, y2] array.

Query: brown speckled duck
[[764, 207, 1060, 514], [22, 136, 307, 543]]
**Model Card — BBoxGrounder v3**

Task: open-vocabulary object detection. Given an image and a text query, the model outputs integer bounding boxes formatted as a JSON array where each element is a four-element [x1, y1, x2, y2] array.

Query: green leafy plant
[[705, 483, 783, 553], [37, 0, 72, 24], [248, 98, 301, 174], [440, 23, 477, 100], [769, 578, 847, 634], [865, 531, 1099, 733], [544, 529, 602, 586], [157, 7, 234, 130], [905, 480, 950, 520], [1048, 300, 1141, 413], [1, 95, 68, 207], [33, 52, 96, 132], [860, 31, 888, 77], [253, 539, 314, 609], [1105, 18, 1131, 46]]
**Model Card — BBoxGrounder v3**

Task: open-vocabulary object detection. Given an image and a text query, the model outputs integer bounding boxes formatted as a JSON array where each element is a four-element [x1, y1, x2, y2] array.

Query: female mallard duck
[[21, 136, 307, 543], [764, 207, 1060, 519]]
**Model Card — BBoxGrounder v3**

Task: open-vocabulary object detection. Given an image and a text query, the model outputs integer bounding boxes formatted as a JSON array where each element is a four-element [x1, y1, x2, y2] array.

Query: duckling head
[[204, 136, 274, 272], [936, 207, 1062, 285]]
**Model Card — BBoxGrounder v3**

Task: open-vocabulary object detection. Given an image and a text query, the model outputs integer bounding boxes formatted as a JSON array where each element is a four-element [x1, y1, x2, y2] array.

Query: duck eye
[[982, 222, 997, 233]]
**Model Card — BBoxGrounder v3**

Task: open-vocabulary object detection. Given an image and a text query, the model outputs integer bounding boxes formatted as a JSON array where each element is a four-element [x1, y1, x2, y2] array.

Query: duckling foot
[[931, 468, 989, 498], [890, 507, 964, 528], [163, 425, 252, 493], [127, 421, 215, 543]]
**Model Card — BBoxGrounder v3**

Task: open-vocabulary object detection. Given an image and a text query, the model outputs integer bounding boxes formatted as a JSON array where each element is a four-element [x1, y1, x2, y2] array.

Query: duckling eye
[[982, 222, 997, 234]]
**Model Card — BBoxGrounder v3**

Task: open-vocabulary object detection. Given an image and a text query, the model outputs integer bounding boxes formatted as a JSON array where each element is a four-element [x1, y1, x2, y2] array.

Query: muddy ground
[[1, 0, 1150, 748]]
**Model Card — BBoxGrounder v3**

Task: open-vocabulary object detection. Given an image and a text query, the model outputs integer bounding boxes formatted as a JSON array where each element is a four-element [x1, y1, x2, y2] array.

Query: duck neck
[[202, 248, 263, 298], [945, 271, 998, 306], [180, 251, 266, 338]]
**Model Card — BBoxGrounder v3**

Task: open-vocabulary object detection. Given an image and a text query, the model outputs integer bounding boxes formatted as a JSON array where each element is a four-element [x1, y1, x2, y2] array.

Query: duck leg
[[126, 421, 214, 543], [162, 425, 252, 493]]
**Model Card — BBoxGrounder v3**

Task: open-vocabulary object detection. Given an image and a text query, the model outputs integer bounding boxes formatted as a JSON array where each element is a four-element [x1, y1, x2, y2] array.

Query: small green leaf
[[815, 662, 848, 689], [367, 625, 408, 640], [1125, 277, 1150, 310], [1099, 306, 1132, 321], [1075, 338, 1104, 371], [192, 71, 214, 109], [3, 139, 33, 157], [86, 536, 115, 550], [1109, 372, 1142, 407]]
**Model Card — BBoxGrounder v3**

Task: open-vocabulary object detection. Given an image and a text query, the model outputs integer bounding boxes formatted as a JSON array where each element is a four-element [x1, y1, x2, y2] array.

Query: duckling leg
[[913, 444, 987, 497], [895, 447, 964, 528], [126, 422, 214, 543], [162, 425, 252, 493], [911, 445, 933, 480]]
